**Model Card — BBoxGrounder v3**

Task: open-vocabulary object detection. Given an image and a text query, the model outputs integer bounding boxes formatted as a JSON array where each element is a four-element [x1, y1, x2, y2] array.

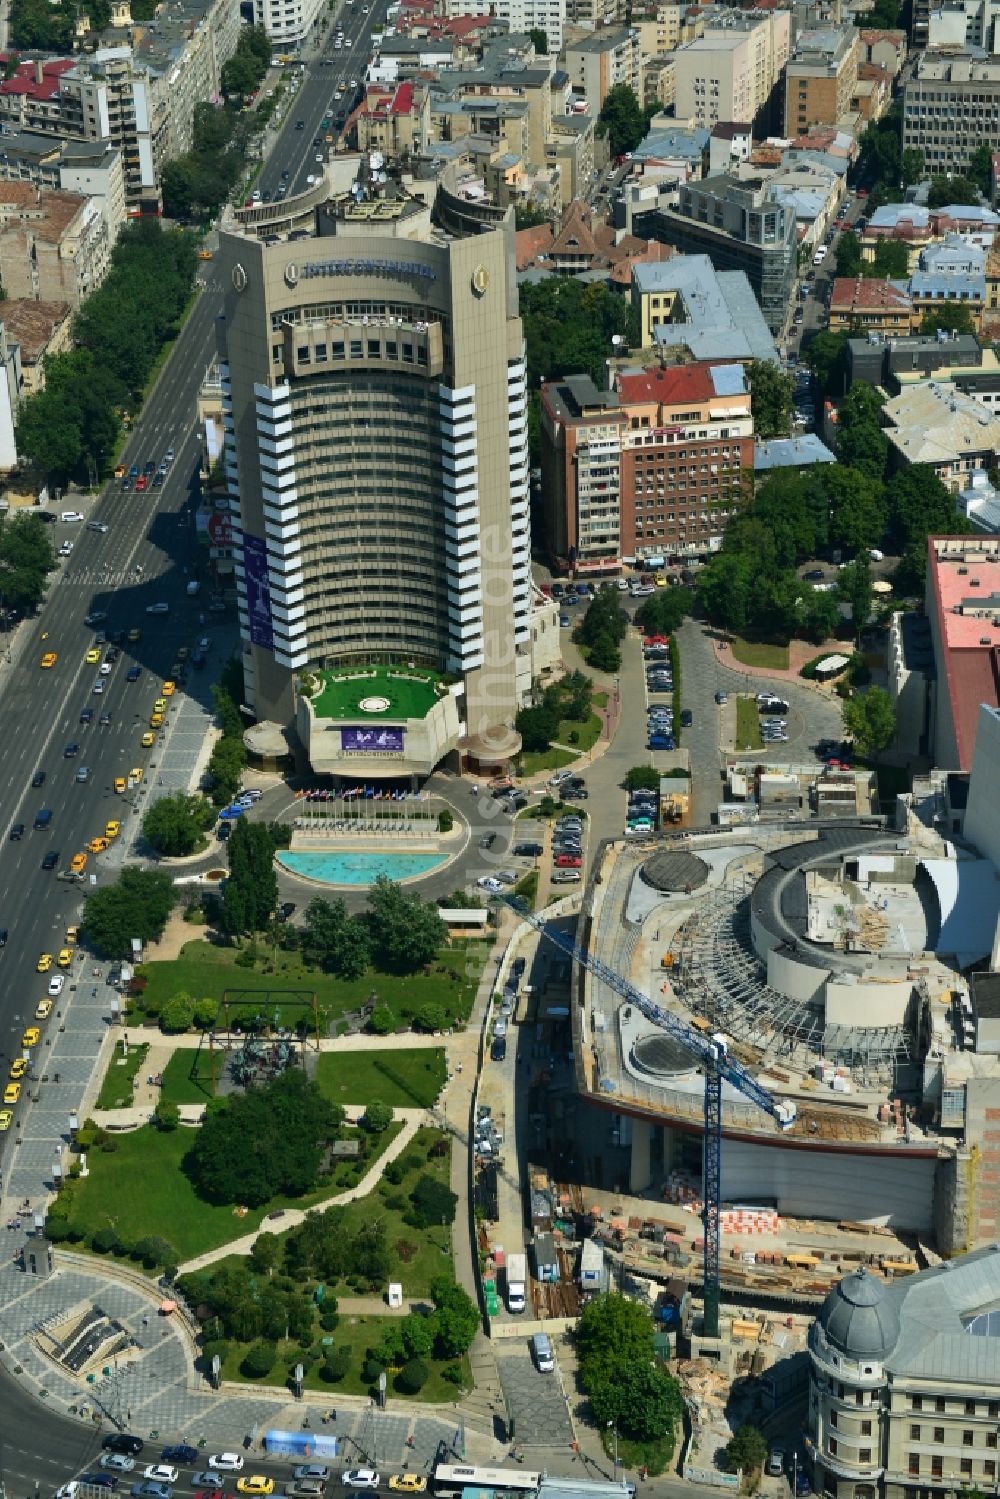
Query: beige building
[[809, 1250, 1000, 1499], [215, 178, 535, 771], [673, 10, 791, 130], [0, 299, 72, 394], [903, 53, 1000, 176], [0, 183, 113, 306], [783, 25, 862, 135], [564, 28, 642, 111]]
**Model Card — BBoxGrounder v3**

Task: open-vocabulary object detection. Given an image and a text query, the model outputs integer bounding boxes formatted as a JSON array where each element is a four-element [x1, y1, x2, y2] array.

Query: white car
[[143, 1468, 179, 1485], [342, 1474, 379, 1491], [477, 876, 504, 894], [548, 770, 572, 787], [92, 679, 104, 694], [146, 603, 170, 615], [99, 661, 113, 676], [61, 510, 84, 522], [59, 541, 74, 557], [48, 974, 66, 997], [208, 1454, 245, 1472]]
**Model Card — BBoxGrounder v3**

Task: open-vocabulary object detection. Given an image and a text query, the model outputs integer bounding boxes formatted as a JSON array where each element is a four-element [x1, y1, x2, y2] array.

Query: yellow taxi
[[141, 731, 156, 748], [69, 852, 87, 875], [22, 1027, 40, 1048], [40, 652, 57, 669], [236, 1480, 274, 1496], [150, 713, 164, 730], [35, 999, 53, 1020], [198, 248, 213, 260], [161, 681, 176, 697], [105, 821, 121, 840], [57, 949, 73, 969], [128, 627, 142, 643], [0, 1109, 12, 1131], [9, 1057, 27, 1081], [65, 926, 79, 945], [88, 836, 110, 854], [3, 1082, 20, 1106], [114, 776, 127, 794], [86, 647, 101, 665], [36, 953, 52, 973], [389, 1478, 427, 1493], [153, 698, 167, 713], [114, 464, 126, 479], [130, 767, 144, 784]]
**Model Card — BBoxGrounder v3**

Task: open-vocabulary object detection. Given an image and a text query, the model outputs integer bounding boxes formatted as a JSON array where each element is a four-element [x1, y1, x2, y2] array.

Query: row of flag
[[299, 787, 430, 802]]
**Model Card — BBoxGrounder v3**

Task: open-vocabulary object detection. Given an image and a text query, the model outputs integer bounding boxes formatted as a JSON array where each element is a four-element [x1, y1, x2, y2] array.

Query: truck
[[505, 1251, 527, 1314], [186, 580, 201, 596]]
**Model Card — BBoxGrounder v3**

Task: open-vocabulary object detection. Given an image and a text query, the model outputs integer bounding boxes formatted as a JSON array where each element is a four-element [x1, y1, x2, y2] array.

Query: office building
[[444, 0, 567, 51], [215, 182, 535, 777], [0, 182, 114, 306], [903, 53, 1000, 176], [883, 382, 1000, 491], [809, 1248, 1000, 1499], [925, 534, 1000, 771], [641, 174, 797, 334], [540, 359, 752, 571], [671, 9, 790, 132], [564, 28, 642, 111], [253, 0, 321, 46], [783, 25, 861, 134]]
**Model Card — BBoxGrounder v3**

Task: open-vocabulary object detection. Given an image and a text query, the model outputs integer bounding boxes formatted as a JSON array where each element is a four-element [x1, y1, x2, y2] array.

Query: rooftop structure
[[631, 251, 778, 362], [925, 534, 1000, 771], [882, 382, 1000, 486], [754, 434, 836, 470]]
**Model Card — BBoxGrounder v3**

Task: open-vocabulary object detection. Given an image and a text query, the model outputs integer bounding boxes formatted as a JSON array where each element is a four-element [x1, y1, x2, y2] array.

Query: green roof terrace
[[309, 665, 444, 722]]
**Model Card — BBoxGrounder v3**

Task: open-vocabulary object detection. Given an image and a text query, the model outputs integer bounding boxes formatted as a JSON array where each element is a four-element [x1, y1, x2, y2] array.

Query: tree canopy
[[143, 792, 214, 857], [186, 1069, 344, 1207], [835, 385, 888, 481], [366, 877, 446, 973], [221, 818, 279, 935], [576, 1293, 683, 1447], [747, 361, 793, 439], [299, 896, 371, 979], [81, 867, 175, 957], [596, 84, 646, 156], [842, 686, 897, 757]]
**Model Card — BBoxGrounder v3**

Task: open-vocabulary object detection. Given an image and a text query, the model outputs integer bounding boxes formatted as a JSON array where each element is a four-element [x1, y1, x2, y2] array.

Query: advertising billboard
[[341, 726, 405, 753], [242, 533, 273, 651]]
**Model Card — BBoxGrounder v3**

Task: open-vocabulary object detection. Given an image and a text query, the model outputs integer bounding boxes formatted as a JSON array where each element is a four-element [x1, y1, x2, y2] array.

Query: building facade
[[564, 28, 642, 111], [215, 195, 533, 772], [0, 182, 113, 305], [672, 10, 790, 132], [253, 0, 322, 46], [540, 359, 752, 570], [903, 54, 1000, 176], [783, 25, 861, 135], [809, 1250, 1000, 1499]]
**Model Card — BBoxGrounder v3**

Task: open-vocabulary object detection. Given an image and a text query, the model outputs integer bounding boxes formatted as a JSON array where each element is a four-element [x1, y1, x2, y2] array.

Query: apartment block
[[444, 0, 568, 49], [0, 182, 114, 306], [540, 359, 752, 569], [254, 0, 321, 46], [903, 53, 1000, 175], [829, 276, 913, 333], [672, 9, 790, 132], [0, 135, 126, 252], [783, 25, 862, 134], [564, 28, 642, 111]]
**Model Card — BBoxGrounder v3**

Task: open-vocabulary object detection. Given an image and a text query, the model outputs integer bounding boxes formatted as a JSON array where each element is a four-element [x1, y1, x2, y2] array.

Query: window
[[911, 1427, 921, 1441], [964, 1432, 974, 1447], [985, 1460, 996, 1479], [830, 1411, 839, 1429], [862, 1421, 872, 1437], [987, 1433, 997, 1449], [829, 1440, 838, 1457], [860, 1450, 872, 1464], [931, 1458, 943, 1479], [909, 1456, 920, 1477], [934, 1430, 944, 1444], [961, 1460, 972, 1477], [936, 1398, 946, 1413]]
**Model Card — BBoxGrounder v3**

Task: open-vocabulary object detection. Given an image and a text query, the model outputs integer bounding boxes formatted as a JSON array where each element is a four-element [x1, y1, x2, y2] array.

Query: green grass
[[219, 1319, 471, 1403], [95, 1043, 149, 1109], [730, 637, 790, 671], [159, 1046, 223, 1106], [735, 698, 763, 751], [605, 1428, 676, 1479], [592, 690, 609, 708], [58, 1117, 405, 1264], [135, 939, 484, 1031], [313, 1049, 446, 1109], [557, 710, 602, 752], [518, 745, 577, 775], [512, 870, 538, 910], [311, 666, 441, 722]]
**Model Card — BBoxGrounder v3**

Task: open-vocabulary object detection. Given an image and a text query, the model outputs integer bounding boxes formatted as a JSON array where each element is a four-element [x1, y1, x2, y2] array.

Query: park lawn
[[313, 1048, 447, 1110], [557, 710, 602, 752], [95, 1043, 149, 1109], [136, 939, 484, 1030], [519, 745, 577, 775], [512, 870, 538, 911], [592, 690, 608, 709], [220, 1321, 471, 1403], [60, 1116, 407, 1265], [159, 1046, 223, 1105], [735, 697, 763, 751], [729, 636, 790, 671]]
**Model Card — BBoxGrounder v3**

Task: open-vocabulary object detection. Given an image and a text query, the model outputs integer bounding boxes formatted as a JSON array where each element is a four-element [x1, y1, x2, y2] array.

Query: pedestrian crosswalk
[[61, 567, 146, 588]]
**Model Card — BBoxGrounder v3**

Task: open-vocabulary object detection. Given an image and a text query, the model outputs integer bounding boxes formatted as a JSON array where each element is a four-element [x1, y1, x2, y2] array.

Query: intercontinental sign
[[287, 258, 438, 285]]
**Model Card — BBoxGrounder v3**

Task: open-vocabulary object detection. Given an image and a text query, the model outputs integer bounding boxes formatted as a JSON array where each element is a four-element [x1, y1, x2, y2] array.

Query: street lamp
[[607, 1420, 619, 1480]]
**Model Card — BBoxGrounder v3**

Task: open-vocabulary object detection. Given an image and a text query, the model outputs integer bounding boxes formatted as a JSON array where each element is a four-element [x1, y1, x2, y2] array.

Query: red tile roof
[[0, 56, 74, 101], [830, 276, 911, 310], [616, 361, 716, 408]]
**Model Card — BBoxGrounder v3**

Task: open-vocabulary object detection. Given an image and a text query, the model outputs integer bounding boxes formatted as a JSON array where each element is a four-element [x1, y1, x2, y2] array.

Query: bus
[[433, 1466, 541, 1497]]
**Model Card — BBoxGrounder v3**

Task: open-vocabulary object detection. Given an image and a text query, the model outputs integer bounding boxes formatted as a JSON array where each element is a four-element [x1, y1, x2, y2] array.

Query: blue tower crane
[[506, 902, 796, 1337]]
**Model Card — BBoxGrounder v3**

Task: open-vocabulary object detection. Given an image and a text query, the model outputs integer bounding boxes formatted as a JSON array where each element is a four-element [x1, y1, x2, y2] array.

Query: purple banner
[[341, 726, 405, 753], [243, 533, 273, 651]]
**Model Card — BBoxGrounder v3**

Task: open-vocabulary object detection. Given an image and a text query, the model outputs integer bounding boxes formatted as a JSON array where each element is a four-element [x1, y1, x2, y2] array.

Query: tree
[[366, 877, 446, 972], [515, 703, 559, 753], [725, 1423, 769, 1476], [143, 791, 214, 856], [430, 1277, 479, 1358], [625, 766, 660, 791], [576, 1293, 682, 1447], [409, 1174, 458, 1227], [249, 1232, 281, 1276], [805, 329, 849, 399], [921, 302, 975, 336], [160, 991, 196, 1033], [970, 142, 994, 196], [823, 467, 888, 555], [696, 551, 756, 633], [834, 229, 863, 278], [299, 896, 371, 979], [634, 588, 692, 636], [592, 1362, 683, 1448], [843, 686, 897, 756], [927, 174, 981, 209], [396, 1357, 429, 1393], [901, 147, 925, 188], [241, 1340, 277, 1378], [322, 1344, 351, 1381], [869, 240, 911, 279], [154, 1099, 181, 1131], [748, 361, 794, 440], [527, 25, 547, 52], [224, 819, 279, 934], [596, 83, 646, 157], [207, 735, 248, 806], [401, 1312, 435, 1359], [838, 555, 873, 642], [187, 1069, 344, 1207], [81, 867, 175, 957], [587, 631, 621, 672], [836, 384, 887, 481], [886, 464, 965, 553], [194, 998, 217, 1029], [362, 1101, 394, 1132]]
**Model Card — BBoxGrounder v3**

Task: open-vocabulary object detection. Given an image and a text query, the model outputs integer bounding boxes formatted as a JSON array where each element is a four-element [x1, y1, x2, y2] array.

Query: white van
[[531, 1332, 555, 1372]]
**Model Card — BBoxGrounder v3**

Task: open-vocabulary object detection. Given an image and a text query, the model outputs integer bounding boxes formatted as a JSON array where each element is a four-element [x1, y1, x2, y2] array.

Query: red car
[[135, 476, 149, 491], [555, 853, 582, 868]]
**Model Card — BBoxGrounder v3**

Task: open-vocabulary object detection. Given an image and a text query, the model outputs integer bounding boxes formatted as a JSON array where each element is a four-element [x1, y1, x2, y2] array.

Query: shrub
[[154, 1099, 181, 1131], [362, 1101, 394, 1133], [413, 1003, 447, 1034], [90, 1227, 120, 1254], [362, 1356, 385, 1385], [321, 1344, 351, 1382], [437, 808, 454, 832], [241, 1341, 278, 1379], [395, 1357, 429, 1393], [384, 1158, 405, 1186], [442, 1362, 464, 1385], [368, 1007, 396, 1035], [200, 1338, 229, 1372]]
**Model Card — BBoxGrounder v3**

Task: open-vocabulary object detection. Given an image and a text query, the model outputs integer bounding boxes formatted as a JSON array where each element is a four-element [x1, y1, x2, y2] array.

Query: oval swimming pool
[[277, 849, 450, 886]]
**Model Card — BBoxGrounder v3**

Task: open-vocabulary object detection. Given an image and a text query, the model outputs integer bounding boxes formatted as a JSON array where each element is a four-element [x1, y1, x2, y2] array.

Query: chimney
[[34, 60, 44, 85]]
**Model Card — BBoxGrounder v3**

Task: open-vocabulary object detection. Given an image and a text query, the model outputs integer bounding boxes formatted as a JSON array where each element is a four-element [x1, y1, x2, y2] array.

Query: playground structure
[[178, 989, 322, 1099]]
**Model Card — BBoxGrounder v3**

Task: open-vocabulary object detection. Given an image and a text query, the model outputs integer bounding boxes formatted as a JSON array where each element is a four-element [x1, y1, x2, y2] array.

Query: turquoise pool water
[[277, 849, 449, 886]]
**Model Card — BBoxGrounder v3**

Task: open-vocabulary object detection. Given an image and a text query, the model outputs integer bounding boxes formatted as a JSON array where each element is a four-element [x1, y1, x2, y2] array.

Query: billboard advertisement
[[341, 727, 405, 754], [242, 533, 273, 651]]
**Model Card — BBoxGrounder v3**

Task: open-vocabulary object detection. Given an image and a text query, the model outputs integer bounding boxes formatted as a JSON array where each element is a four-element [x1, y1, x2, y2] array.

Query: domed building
[[808, 1247, 1000, 1499]]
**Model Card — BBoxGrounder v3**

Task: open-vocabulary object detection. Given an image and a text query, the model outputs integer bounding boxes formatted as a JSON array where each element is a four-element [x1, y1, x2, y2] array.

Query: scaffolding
[[667, 873, 912, 1088]]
